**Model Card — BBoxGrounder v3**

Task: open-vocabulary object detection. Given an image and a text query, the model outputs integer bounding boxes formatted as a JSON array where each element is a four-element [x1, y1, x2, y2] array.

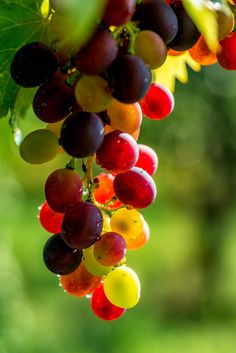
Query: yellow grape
[[20, 129, 58, 164], [110, 208, 144, 241], [107, 99, 142, 134], [46, 119, 66, 138], [75, 75, 112, 112], [125, 219, 150, 250], [104, 266, 141, 308], [83, 246, 113, 276]]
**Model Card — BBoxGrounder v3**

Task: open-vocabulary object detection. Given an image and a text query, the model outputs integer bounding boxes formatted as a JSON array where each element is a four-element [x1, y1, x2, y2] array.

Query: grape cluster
[[9, 0, 236, 321]]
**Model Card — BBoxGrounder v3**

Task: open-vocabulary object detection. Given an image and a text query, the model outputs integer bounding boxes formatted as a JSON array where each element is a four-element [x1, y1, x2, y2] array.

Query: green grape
[[83, 246, 113, 276], [20, 129, 58, 164], [110, 208, 144, 241], [104, 266, 141, 308], [74, 75, 112, 112]]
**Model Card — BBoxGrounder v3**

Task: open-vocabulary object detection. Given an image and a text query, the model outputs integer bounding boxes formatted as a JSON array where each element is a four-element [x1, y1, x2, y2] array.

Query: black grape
[[108, 55, 151, 104], [132, 0, 178, 44], [10, 42, 59, 88], [43, 233, 83, 275], [169, 1, 200, 51], [60, 112, 104, 158], [33, 76, 75, 123], [62, 202, 103, 250]]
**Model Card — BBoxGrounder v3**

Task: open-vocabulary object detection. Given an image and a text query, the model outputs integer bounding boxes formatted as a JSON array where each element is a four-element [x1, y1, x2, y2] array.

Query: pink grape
[[94, 232, 126, 266], [135, 144, 158, 176]]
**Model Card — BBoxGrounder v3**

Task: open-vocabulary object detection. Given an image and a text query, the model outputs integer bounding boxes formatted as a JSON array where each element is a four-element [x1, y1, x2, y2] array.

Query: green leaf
[[0, 0, 50, 119], [182, 0, 231, 52]]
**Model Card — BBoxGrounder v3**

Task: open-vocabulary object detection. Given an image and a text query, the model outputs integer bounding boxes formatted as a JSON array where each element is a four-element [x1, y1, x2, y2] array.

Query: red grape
[[217, 32, 236, 70], [102, 0, 136, 26], [38, 201, 64, 233], [94, 173, 122, 209], [91, 283, 126, 321], [94, 232, 126, 266], [135, 144, 158, 176]]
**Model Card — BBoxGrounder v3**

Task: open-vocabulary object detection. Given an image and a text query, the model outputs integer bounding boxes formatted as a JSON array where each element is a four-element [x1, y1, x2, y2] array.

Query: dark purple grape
[[108, 55, 151, 104], [10, 42, 59, 87], [33, 76, 75, 123], [169, 1, 200, 51], [45, 168, 83, 213], [102, 0, 136, 26], [132, 0, 178, 44], [62, 202, 103, 250], [60, 112, 104, 158], [43, 233, 83, 275], [75, 29, 118, 75]]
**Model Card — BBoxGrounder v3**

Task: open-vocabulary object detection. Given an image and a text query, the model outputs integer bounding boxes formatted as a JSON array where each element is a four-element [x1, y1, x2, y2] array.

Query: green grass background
[[0, 64, 236, 353]]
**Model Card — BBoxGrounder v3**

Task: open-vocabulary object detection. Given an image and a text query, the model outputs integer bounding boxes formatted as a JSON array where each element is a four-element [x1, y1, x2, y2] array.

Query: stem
[[66, 157, 76, 170], [83, 156, 95, 202]]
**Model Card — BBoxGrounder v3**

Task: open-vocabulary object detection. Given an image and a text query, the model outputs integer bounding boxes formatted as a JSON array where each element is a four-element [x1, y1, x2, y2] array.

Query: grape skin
[[93, 232, 126, 266]]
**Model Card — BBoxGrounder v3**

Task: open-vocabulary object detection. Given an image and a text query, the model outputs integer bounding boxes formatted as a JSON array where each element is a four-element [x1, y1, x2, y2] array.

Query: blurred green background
[[0, 63, 236, 353]]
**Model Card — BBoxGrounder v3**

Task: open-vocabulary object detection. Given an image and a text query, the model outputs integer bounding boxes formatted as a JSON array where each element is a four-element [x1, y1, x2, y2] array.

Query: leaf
[[182, 0, 231, 53], [0, 0, 50, 119]]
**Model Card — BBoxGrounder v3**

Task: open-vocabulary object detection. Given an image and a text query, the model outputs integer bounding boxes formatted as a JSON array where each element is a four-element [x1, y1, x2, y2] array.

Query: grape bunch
[[9, 0, 236, 320]]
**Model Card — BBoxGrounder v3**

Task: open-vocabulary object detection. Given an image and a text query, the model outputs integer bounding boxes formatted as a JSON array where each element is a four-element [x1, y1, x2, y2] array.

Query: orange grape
[[189, 35, 217, 66]]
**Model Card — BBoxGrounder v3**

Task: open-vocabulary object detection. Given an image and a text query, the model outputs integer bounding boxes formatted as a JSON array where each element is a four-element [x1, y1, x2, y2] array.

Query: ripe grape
[[44, 168, 83, 213], [102, 0, 136, 26], [83, 246, 113, 276], [38, 201, 64, 233], [75, 29, 118, 75], [94, 232, 126, 266], [125, 219, 150, 250], [107, 100, 142, 134], [135, 144, 158, 176], [10, 42, 58, 87], [108, 55, 152, 104], [91, 283, 126, 321], [104, 266, 141, 308], [96, 130, 139, 174], [60, 262, 102, 298], [94, 173, 122, 210], [169, 1, 200, 51], [134, 30, 167, 69], [132, 0, 178, 44], [60, 112, 104, 158], [189, 35, 217, 66], [19, 129, 58, 164], [217, 32, 236, 70], [33, 76, 75, 123], [113, 167, 157, 209], [110, 208, 144, 242], [43, 233, 83, 275], [62, 202, 103, 250], [74, 75, 112, 112], [139, 83, 174, 120]]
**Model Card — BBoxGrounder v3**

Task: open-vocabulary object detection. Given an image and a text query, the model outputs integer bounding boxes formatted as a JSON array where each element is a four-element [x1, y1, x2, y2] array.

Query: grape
[[75, 29, 118, 75], [104, 266, 140, 308], [132, 0, 178, 44], [83, 246, 113, 276], [102, 0, 136, 26], [134, 30, 167, 69], [44, 168, 83, 213], [60, 112, 104, 158], [104, 124, 140, 141], [43, 233, 82, 275], [110, 208, 144, 241], [217, 33, 236, 70], [217, 9, 235, 41], [74, 75, 112, 112], [10, 42, 58, 87], [113, 167, 157, 209], [19, 129, 58, 164], [107, 100, 142, 134], [94, 173, 122, 210], [108, 55, 152, 104], [126, 219, 150, 250], [38, 201, 64, 233], [91, 283, 126, 321], [139, 83, 174, 120], [168, 48, 186, 56], [96, 130, 139, 174], [62, 202, 103, 250], [60, 262, 102, 298], [135, 144, 158, 176], [46, 119, 66, 138], [189, 35, 217, 66], [94, 232, 126, 266], [168, 1, 200, 51], [33, 76, 75, 123]]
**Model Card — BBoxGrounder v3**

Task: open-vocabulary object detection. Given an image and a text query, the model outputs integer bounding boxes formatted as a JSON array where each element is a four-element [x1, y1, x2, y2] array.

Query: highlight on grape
[[9, 0, 236, 320]]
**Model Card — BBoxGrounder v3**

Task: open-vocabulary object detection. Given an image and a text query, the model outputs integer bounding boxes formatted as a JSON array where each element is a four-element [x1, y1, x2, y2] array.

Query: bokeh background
[[0, 64, 236, 353]]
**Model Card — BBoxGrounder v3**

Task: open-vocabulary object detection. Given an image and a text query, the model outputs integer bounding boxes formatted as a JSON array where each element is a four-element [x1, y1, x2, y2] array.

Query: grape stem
[[83, 156, 95, 202]]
